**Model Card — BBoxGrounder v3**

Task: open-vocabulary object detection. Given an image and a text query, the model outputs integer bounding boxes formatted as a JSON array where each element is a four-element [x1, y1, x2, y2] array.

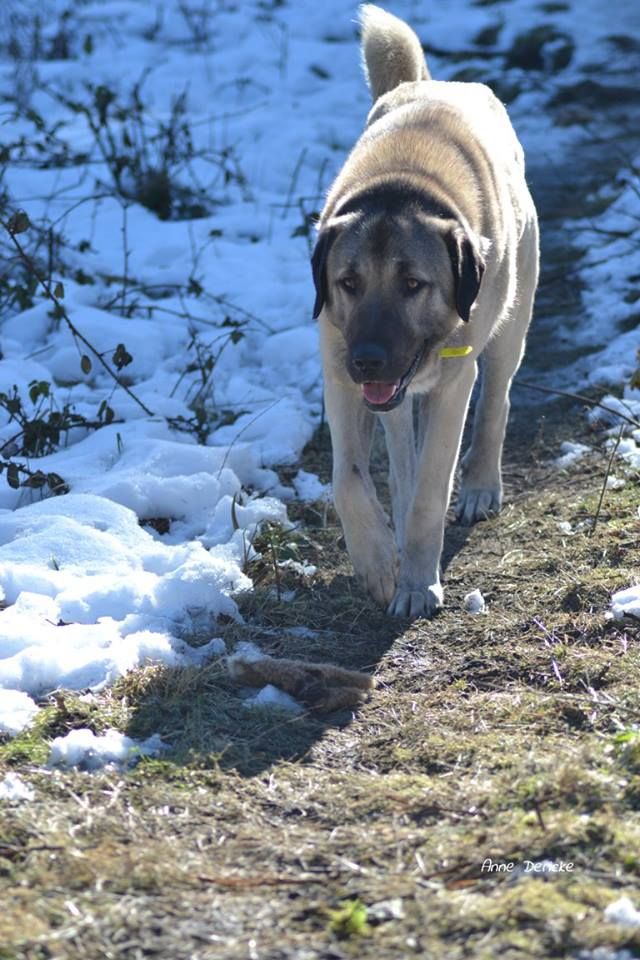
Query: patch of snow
[[244, 684, 304, 715], [0, 772, 35, 802], [557, 521, 573, 535], [611, 585, 640, 621], [609, 436, 640, 470], [277, 558, 317, 578], [0, 689, 39, 736], [464, 589, 486, 615], [293, 470, 331, 503], [228, 641, 266, 667], [587, 391, 640, 430], [49, 728, 166, 771], [604, 896, 640, 929], [605, 475, 626, 491], [554, 442, 592, 469]]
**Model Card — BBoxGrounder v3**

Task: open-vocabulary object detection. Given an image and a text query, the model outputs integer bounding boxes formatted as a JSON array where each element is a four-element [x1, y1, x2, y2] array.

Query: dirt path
[[3, 400, 639, 959]]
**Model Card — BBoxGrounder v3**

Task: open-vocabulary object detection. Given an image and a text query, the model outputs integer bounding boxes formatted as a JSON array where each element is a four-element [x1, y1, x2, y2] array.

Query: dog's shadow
[[122, 415, 475, 777], [122, 512, 475, 777]]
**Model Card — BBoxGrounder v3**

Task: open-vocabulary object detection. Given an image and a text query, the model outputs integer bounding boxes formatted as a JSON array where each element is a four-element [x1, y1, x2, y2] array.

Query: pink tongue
[[362, 381, 399, 405]]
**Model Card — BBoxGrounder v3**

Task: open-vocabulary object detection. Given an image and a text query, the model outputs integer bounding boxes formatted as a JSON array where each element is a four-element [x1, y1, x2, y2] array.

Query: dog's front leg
[[381, 399, 417, 550], [324, 378, 399, 607], [389, 363, 477, 618]]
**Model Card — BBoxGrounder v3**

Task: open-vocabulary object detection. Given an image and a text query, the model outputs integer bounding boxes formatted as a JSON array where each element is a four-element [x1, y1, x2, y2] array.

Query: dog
[[311, 5, 539, 618]]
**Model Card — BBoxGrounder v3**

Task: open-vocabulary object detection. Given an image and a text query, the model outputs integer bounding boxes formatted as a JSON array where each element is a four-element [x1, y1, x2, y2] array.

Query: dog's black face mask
[[311, 207, 484, 409]]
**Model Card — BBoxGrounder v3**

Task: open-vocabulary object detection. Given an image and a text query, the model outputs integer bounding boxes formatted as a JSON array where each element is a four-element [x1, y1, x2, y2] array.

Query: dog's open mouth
[[361, 347, 424, 412]]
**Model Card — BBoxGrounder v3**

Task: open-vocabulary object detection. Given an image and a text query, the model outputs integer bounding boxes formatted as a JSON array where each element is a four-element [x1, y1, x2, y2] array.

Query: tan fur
[[228, 651, 374, 713], [312, 6, 539, 618], [359, 3, 429, 100]]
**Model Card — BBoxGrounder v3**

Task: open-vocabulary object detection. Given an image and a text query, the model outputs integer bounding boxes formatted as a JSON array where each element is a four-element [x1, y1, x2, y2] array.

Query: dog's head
[[311, 200, 486, 411]]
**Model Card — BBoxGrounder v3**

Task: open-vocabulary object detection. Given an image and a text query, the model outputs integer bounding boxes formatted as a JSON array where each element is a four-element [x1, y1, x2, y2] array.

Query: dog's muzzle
[[361, 347, 424, 412]]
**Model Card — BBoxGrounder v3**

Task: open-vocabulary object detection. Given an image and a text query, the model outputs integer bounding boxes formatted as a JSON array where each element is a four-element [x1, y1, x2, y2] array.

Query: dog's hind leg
[[381, 398, 417, 550], [456, 220, 539, 525]]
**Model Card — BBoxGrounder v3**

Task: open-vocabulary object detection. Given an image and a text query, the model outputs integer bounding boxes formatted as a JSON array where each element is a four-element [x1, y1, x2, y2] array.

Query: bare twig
[[270, 535, 282, 602], [590, 423, 625, 537], [120, 201, 130, 318], [283, 147, 307, 219], [1, 215, 155, 418], [215, 398, 281, 479], [197, 873, 319, 887], [514, 380, 640, 429]]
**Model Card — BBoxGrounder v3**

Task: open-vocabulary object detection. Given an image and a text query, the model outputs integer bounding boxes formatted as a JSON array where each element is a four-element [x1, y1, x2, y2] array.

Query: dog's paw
[[456, 485, 502, 526], [352, 540, 398, 608], [387, 581, 443, 619]]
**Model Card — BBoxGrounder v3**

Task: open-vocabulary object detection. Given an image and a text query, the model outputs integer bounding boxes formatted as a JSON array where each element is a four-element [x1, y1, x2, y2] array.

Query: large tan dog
[[311, 5, 539, 619]]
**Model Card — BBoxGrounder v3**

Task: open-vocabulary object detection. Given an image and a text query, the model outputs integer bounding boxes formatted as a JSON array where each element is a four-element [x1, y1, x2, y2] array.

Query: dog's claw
[[387, 582, 443, 619], [456, 486, 502, 526]]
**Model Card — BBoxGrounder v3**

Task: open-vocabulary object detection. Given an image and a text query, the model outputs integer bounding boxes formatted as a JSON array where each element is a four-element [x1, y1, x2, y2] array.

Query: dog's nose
[[351, 342, 388, 377]]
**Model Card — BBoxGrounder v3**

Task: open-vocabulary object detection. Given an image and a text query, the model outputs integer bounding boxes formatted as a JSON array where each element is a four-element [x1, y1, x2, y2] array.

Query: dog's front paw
[[352, 539, 398, 608], [387, 581, 443, 619], [456, 485, 502, 526]]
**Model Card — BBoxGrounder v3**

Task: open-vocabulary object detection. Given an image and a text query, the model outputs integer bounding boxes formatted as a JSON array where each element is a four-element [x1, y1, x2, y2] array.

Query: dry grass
[[1, 402, 640, 959]]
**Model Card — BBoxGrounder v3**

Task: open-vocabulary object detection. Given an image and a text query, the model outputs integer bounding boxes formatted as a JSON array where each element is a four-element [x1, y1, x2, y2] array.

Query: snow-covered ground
[[0, 0, 638, 747]]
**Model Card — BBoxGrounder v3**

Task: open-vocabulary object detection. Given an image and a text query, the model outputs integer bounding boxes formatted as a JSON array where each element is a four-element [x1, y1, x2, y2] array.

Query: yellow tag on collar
[[439, 345, 473, 358]]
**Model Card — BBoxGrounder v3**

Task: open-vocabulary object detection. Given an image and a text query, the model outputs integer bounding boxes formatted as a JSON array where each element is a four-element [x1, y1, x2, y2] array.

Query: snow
[[611, 586, 640, 621], [0, 689, 39, 736], [0, 772, 35, 802], [605, 476, 625, 491], [569, 163, 640, 391], [244, 684, 304, 715], [227, 641, 265, 666], [49, 728, 166, 771], [0, 493, 237, 701], [587, 391, 640, 431], [293, 469, 331, 503], [464, 589, 486, 615], [604, 897, 640, 929], [0, 0, 638, 740], [554, 442, 592, 469], [277, 558, 317, 578]]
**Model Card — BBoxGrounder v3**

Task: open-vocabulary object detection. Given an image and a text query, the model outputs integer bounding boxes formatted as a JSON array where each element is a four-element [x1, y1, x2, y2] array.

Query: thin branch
[[590, 424, 624, 538], [1, 216, 155, 418], [120, 201, 130, 318], [514, 380, 640, 429]]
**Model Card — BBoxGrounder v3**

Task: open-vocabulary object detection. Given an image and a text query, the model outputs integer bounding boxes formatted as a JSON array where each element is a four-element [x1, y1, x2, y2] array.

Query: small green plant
[[327, 899, 371, 939], [0, 380, 116, 459], [0, 377, 120, 495], [167, 320, 247, 443], [613, 729, 640, 773]]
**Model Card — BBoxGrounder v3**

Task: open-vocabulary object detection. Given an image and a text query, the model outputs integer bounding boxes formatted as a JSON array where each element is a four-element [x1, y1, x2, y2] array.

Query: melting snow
[[49, 728, 166, 771]]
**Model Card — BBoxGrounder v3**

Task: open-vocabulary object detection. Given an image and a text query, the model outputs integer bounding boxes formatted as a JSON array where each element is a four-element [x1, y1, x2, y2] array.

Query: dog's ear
[[310, 226, 335, 320], [444, 226, 486, 322]]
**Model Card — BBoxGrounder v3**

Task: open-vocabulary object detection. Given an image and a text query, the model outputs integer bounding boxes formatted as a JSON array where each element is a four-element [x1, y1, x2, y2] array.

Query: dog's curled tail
[[359, 4, 430, 102]]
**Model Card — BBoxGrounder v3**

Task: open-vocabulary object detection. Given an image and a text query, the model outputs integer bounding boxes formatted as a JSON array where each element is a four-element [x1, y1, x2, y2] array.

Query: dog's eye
[[404, 277, 423, 293], [340, 276, 357, 293]]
